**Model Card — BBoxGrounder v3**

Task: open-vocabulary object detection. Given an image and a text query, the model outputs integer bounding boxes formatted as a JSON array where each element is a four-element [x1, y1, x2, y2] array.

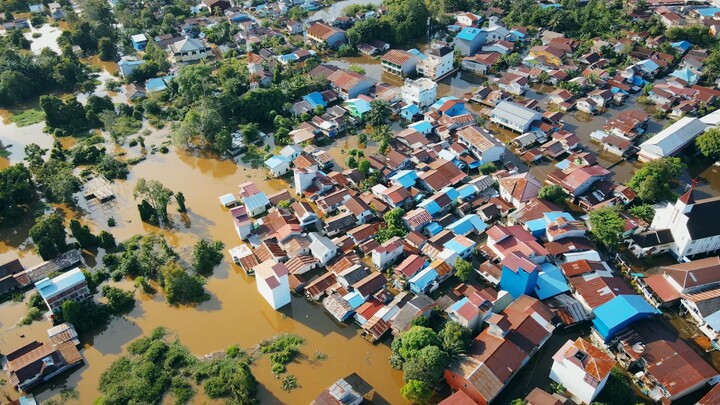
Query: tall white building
[[650, 188, 720, 259], [401, 78, 438, 108], [550, 338, 616, 404], [416, 46, 455, 81], [254, 261, 291, 310]]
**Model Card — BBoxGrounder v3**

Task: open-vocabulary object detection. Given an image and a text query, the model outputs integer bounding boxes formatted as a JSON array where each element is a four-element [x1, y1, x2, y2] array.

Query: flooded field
[[308, 0, 383, 23]]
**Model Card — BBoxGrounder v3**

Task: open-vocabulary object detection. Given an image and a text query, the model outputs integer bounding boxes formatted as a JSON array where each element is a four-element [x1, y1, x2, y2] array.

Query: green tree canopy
[[401, 379, 433, 403], [192, 239, 224, 276], [697, 127, 720, 160], [627, 157, 684, 202], [589, 206, 625, 249], [538, 184, 567, 205], [160, 261, 209, 305], [454, 258, 474, 282], [30, 214, 68, 260]]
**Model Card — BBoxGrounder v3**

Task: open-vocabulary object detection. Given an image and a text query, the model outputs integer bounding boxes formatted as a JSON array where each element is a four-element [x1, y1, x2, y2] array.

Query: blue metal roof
[[407, 48, 426, 60], [457, 27, 482, 41], [447, 214, 487, 236], [425, 222, 443, 236], [401, 104, 420, 114], [409, 121, 433, 133], [440, 186, 460, 201], [443, 239, 476, 255], [670, 67, 698, 84], [303, 91, 327, 108], [671, 40, 692, 52], [343, 291, 366, 308], [534, 263, 569, 300], [409, 268, 439, 289], [36, 268, 85, 299], [265, 155, 290, 169], [695, 7, 720, 16], [450, 297, 470, 312], [430, 96, 459, 110], [418, 199, 441, 215], [243, 192, 270, 211], [593, 295, 659, 340], [457, 184, 477, 200], [390, 170, 418, 188]]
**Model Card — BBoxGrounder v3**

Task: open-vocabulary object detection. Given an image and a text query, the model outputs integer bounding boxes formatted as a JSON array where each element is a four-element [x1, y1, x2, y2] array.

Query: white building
[[650, 188, 720, 259], [456, 125, 505, 163], [638, 117, 708, 162], [416, 46, 454, 81], [490, 101, 542, 132], [168, 38, 211, 63], [264, 156, 291, 177], [372, 237, 404, 269], [401, 78, 438, 108], [550, 338, 616, 405], [309, 232, 338, 265], [35, 268, 91, 313], [254, 261, 291, 310]]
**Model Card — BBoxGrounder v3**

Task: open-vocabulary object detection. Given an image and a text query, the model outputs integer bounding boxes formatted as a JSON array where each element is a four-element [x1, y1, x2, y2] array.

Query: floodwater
[[308, 0, 383, 23], [24, 23, 63, 55]]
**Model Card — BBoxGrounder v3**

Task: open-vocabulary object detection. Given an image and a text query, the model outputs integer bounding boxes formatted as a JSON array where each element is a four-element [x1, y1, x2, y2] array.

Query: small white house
[[550, 338, 616, 404], [254, 261, 291, 310], [265, 156, 291, 177], [372, 237, 404, 269], [309, 232, 338, 265]]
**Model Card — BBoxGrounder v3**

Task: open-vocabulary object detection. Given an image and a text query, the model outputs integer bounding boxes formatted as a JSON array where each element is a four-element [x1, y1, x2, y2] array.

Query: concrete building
[[550, 338, 616, 404], [638, 117, 708, 162], [35, 268, 91, 313], [401, 78, 438, 108], [381, 49, 420, 76], [167, 38, 210, 63], [306, 22, 346, 49], [417, 46, 454, 80], [490, 101, 542, 132], [254, 261, 291, 309]]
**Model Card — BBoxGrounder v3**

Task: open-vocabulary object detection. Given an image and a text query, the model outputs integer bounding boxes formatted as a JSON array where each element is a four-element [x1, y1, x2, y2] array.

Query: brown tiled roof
[[644, 274, 681, 303], [382, 49, 414, 65], [571, 276, 633, 309], [560, 260, 606, 277], [307, 22, 342, 40], [353, 272, 387, 297], [662, 256, 720, 290]]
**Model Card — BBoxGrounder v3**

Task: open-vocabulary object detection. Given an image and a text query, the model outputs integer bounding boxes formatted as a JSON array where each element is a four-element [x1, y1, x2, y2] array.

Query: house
[[446, 296, 488, 331], [328, 70, 375, 100], [638, 117, 708, 162], [311, 373, 374, 405], [323, 292, 355, 321], [496, 73, 529, 96], [649, 188, 720, 259], [454, 27, 487, 56], [292, 201, 319, 228], [500, 252, 540, 299], [286, 20, 304, 35], [447, 215, 487, 236], [443, 234, 477, 259], [456, 125, 505, 164], [444, 296, 555, 405], [417, 46, 455, 80], [547, 165, 611, 196], [638, 256, 720, 308], [118, 57, 145, 79], [401, 78, 437, 108], [306, 22, 346, 48], [498, 172, 541, 209], [456, 12, 482, 27], [381, 50, 420, 76], [280, 145, 303, 160], [343, 197, 374, 224], [264, 155, 291, 177], [486, 224, 548, 263], [167, 38, 210, 63], [3, 340, 83, 392], [462, 52, 501, 75], [231, 206, 252, 240], [353, 272, 387, 299], [242, 191, 270, 217], [372, 237, 404, 269], [36, 268, 91, 313], [550, 338, 615, 405], [529, 45, 564, 66], [391, 294, 436, 335], [403, 208, 433, 232], [490, 101, 542, 132], [592, 295, 659, 341], [309, 232, 338, 265], [254, 261, 291, 310], [576, 98, 598, 114], [394, 254, 427, 281], [206, 0, 231, 12], [48, 2, 63, 19], [131, 33, 148, 51]]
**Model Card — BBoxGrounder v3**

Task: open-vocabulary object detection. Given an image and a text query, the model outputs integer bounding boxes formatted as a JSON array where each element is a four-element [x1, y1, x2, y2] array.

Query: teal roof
[[36, 267, 85, 299], [593, 295, 659, 340], [534, 263, 569, 300], [457, 27, 482, 41], [670, 67, 698, 84]]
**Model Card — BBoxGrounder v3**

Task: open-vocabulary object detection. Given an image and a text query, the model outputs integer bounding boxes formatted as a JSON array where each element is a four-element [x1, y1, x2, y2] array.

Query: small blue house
[[409, 120, 433, 136], [430, 97, 467, 117], [447, 214, 487, 236], [418, 198, 442, 217], [454, 27, 486, 56], [593, 295, 660, 341], [400, 104, 421, 121], [440, 186, 461, 202], [671, 40, 692, 54], [500, 253, 540, 299], [409, 268, 439, 294], [390, 170, 419, 189], [670, 67, 699, 85], [443, 236, 476, 259], [525, 211, 576, 238], [457, 184, 479, 200], [303, 92, 327, 109], [131, 34, 148, 51], [425, 222, 443, 236], [118, 58, 146, 79], [534, 262, 570, 300]]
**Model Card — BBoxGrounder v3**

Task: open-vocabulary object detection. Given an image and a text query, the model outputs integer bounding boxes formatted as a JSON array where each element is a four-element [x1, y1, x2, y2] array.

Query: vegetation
[[594, 368, 637, 404], [697, 127, 720, 160], [30, 214, 68, 260], [589, 206, 625, 249], [627, 157, 684, 202], [0, 164, 37, 224], [259, 334, 305, 376], [538, 185, 567, 206], [192, 239, 225, 275], [401, 379, 433, 404], [134, 178, 173, 225], [454, 258, 473, 283], [98, 327, 258, 405], [159, 261, 209, 305], [628, 204, 655, 222], [365, 99, 392, 127], [20, 293, 47, 326], [9, 108, 45, 127], [375, 207, 408, 243]]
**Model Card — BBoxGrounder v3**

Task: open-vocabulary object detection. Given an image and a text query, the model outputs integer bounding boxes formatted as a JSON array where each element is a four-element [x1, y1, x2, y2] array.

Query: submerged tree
[[133, 178, 172, 225]]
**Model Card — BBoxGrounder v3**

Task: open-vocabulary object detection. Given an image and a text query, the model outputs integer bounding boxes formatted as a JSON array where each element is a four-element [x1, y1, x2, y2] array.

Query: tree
[[403, 345, 448, 386], [98, 37, 117, 61], [241, 123, 261, 145], [33, 159, 81, 203], [439, 321, 472, 360], [365, 99, 392, 126], [393, 326, 442, 361], [192, 239, 224, 275], [133, 178, 172, 224], [346, 155, 358, 169], [589, 206, 625, 249], [454, 258, 473, 282], [0, 164, 36, 223], [70, 219, 99, 249], [358, 159, 371, 175], [538, 184, 567, 205], [479, 162, 498, 175], [160, 261, 208, 305], [401, 380, 432, 403], [628, 204, 655, 222], [697, 127, 720, 160], [176, 192, 187, 213], [30, 214, 67, 260], [102, 285, 135, 315], [627, 157, 684, 202]]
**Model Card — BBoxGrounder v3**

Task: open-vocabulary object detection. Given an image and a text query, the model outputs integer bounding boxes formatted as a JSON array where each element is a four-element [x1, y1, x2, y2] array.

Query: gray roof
[[491, 101, 542, 126], [640, 116, 707, 158], [170, 37, 208, 53]]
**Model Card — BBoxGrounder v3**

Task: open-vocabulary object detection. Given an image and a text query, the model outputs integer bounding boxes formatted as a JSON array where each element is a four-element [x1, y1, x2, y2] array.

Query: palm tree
[[365, 99, 392, 127]]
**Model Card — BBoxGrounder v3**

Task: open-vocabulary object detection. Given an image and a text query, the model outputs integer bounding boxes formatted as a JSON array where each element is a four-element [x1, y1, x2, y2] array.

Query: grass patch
[[10, 109, 45, 127]]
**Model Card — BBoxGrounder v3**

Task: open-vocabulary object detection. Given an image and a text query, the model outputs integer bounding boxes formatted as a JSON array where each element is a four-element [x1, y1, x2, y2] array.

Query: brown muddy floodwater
[[0, 123, 404, 404]]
